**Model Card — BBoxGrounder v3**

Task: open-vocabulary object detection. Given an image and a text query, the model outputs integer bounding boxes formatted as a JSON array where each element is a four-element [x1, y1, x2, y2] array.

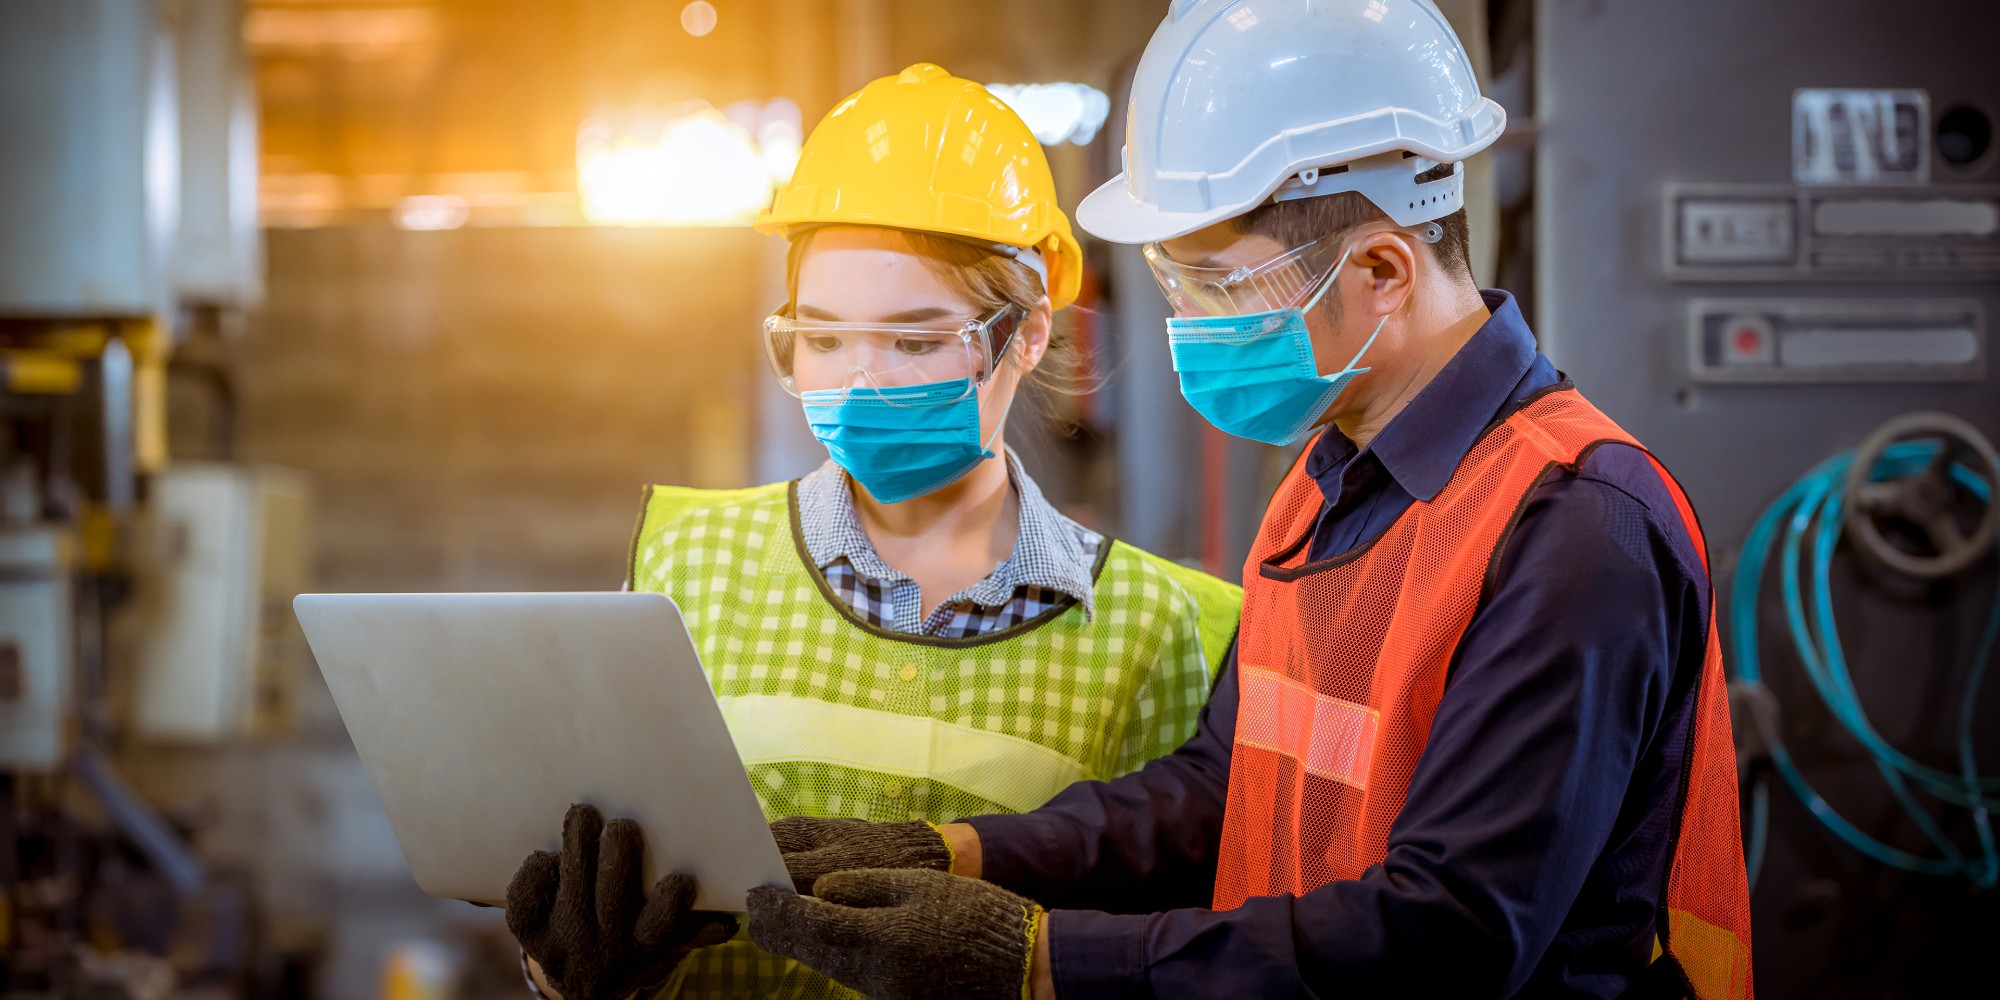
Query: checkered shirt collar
[[798, 451, 1099, 620]]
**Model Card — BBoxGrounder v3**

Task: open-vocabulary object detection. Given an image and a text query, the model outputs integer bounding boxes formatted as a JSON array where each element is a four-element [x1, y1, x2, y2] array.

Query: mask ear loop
[[1294, 243, 1354, 317], [1335, 230, 1429, 368], [1297, 242, 1387, 372], [1342, 313, 1390, 372]]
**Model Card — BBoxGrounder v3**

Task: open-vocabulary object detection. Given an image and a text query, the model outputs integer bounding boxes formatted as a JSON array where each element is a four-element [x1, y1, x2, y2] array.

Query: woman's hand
[[506, 804, 737, 1000]]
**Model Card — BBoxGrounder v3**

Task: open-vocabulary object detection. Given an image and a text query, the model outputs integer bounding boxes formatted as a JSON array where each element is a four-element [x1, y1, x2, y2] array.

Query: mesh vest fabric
[[1214, 386, 1752, 999], [625, 481, 1241, 1000]]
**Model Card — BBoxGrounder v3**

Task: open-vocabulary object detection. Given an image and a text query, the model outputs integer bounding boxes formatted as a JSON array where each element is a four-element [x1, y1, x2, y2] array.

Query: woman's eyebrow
[[794, 305, 959, 323], [880, 306, 957, 323]]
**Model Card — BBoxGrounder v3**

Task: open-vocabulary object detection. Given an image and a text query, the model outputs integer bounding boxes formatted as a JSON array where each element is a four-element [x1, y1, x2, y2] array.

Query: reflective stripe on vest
[[1214, 387, 1752, 1000], [718, 694, 1088, 814]]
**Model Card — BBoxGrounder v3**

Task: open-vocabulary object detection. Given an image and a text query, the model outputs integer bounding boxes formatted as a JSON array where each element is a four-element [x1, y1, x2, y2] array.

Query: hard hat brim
[[1076, 173, 1243, 245]]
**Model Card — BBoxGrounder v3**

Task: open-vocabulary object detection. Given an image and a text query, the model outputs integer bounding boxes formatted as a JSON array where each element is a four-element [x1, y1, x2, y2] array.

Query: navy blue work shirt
[[964, 290, 1713, 998]]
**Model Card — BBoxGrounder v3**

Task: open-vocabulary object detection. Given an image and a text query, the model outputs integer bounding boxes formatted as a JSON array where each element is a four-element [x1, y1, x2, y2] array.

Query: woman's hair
[[785, 226, 1086, 396]]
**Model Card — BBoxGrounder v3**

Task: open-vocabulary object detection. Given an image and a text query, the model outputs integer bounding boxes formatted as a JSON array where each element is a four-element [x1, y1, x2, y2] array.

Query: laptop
[[294, 591, 792, 912]]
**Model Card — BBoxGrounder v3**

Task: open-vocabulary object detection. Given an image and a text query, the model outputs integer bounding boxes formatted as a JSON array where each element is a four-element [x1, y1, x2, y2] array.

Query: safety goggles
[[1143, 222, 1444, 319], [763, 304, 1024, 405], [1141, 238, 1349, 318]]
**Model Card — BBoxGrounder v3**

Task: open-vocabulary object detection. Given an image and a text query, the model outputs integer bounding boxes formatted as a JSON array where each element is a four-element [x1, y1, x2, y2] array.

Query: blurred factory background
[[1, 0, 1994, 997]]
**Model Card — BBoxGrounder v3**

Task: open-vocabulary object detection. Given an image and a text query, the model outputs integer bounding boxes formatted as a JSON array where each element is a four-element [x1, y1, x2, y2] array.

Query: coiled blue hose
[[1730, 440, 1999, 888]]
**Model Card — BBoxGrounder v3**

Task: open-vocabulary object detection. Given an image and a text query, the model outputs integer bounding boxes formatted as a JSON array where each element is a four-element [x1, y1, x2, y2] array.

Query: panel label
[[1794, 89, 1931, 186]]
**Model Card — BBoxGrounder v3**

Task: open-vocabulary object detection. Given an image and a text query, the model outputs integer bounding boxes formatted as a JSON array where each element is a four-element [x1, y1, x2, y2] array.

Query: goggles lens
[[764, 305, 1022, 405], [1142, 239, 1345, 318]]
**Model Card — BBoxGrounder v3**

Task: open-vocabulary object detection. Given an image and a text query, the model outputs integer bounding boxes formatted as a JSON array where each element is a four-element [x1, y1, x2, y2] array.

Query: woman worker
[[505, 64, 1242, 1000]]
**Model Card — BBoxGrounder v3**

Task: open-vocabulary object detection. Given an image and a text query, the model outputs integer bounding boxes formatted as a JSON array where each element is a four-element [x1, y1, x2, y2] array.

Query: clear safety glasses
[[763, 304, 1024, 405], [1143, 222, 1444, 320], [1141, 238, 1349, 319]]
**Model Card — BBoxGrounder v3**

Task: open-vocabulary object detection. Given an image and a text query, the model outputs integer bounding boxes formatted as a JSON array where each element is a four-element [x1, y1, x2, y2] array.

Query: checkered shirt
[[797, 451, 1101, 637]]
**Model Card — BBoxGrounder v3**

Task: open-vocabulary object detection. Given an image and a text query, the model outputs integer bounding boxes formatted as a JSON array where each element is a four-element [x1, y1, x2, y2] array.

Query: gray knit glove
[[747, 868, 1041, 1000], [505, 804, 738, 1000], [770, 817, 952, 894]]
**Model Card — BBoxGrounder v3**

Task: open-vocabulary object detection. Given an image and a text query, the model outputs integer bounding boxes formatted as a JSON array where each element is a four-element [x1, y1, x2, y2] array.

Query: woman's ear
[[1013, 296, 1054, 373]]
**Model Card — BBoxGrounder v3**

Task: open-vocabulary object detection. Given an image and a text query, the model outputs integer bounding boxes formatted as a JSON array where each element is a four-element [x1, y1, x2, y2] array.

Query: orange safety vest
[[1213, 386, 1752, 999]]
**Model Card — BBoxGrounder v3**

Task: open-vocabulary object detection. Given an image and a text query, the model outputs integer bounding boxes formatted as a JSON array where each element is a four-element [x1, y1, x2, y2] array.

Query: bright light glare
[[760, 133, 802, 186], [756, 99, 805, 186], [680, 1, 717, 37], [396, 194, 469, 230], [984, 83, 1111, 146], [578, 108, 780, 226]]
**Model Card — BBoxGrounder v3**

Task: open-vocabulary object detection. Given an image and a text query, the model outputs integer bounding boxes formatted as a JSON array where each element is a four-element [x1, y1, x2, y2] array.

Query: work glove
[[770, 816, 953, 894], [506, 804, 739, 1000], [747, 868, 1042, 1000]]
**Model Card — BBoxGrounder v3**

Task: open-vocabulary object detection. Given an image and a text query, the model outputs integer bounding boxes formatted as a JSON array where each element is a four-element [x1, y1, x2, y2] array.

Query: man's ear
[[1351, 232, 1418, 315]]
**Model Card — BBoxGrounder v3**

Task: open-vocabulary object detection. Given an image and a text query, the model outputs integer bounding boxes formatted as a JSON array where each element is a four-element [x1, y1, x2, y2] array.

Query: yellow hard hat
[[756, 63, 1084, 311]]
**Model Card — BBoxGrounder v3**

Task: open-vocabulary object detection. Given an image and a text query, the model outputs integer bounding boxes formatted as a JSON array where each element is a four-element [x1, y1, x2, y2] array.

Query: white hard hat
[[1079, 0, 1507, 244]]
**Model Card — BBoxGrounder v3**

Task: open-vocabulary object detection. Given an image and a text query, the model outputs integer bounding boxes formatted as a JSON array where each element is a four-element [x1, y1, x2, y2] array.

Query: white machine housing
[[127, 464, 313, 743]]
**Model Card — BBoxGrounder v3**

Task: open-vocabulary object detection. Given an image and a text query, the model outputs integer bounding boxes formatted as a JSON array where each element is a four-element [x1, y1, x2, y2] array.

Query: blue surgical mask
[[1166, 244, 1386, 446], [800, 378, 1007, 503]]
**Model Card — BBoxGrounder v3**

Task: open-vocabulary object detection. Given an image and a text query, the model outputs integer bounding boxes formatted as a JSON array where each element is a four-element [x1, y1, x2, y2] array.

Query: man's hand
[[769, 816, 954, 893], [938, 821, 983, 878], [747, 868, 1041, 1000], [506, 804, 738, 1000], [1030, 916, 1055, 1000]]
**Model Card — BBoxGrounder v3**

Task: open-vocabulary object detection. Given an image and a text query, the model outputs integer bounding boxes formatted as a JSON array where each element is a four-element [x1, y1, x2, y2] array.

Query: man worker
[[515, 2, 1755, 998]]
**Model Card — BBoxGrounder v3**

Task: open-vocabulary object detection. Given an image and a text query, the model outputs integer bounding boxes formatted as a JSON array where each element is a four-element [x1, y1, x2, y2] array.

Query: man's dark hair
[[1227, 182, 1475, 285]]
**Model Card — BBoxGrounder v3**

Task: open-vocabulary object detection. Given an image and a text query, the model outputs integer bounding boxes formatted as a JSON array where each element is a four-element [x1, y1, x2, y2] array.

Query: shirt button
[[882, 781, 904, 799], [898, 664, 919, 682]]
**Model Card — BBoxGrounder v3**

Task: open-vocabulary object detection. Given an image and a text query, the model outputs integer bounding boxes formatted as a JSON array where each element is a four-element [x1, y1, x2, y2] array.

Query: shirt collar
[[798, 458, 891, 580], [1306, 289, 1537, 504], [797, 450, 1100, 619]]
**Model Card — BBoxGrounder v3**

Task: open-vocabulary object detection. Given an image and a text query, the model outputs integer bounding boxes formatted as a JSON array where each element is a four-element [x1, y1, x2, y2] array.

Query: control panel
[[1688, 297, 1984, 384], [1665, 184, 2000, 281]]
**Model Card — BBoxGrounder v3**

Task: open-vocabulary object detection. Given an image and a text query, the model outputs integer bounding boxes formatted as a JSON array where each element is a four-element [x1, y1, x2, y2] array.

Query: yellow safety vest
[[628, 481, 1239, 999]]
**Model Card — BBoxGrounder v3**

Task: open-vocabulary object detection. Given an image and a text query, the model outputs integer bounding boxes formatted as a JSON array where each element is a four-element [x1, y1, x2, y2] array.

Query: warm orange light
[[576, 104, 801, 227], [395, 194, 469, 230]]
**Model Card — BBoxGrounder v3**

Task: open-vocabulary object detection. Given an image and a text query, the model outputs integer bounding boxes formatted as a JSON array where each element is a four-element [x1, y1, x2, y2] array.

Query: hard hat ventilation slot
[[1291, 163, 1348, 189], [1413, 161, 1457, 185]]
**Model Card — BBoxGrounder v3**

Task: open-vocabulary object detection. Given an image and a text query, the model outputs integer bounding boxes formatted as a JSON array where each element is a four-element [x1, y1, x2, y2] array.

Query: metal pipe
[[168, 355, 238, 459], [98, 335, 134, 514], [68, 748, 206, 897]]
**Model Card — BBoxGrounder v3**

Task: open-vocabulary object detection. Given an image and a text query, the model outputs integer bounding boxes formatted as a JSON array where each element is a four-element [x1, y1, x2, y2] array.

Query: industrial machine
[[1, 1, 316, 995], [1537, 0, 1999, 994]]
